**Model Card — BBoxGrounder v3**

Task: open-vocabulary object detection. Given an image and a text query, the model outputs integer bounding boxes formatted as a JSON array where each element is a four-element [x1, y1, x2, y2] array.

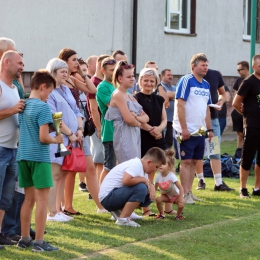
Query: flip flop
[[63, 210, 83, 216], [142, 210, 156, 217]]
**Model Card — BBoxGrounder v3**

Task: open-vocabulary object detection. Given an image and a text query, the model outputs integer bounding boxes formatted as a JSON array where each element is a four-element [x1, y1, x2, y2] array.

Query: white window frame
[[243, 0, 251, 40], [164, 0, 191, 34]]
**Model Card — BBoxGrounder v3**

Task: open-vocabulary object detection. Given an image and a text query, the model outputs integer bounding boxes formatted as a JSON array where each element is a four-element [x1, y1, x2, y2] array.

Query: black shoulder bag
[[79, 99, 95, 137]]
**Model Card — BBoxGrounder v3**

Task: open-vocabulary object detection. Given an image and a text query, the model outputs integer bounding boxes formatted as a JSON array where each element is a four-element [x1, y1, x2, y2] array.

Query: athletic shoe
[[196, 179, 206, 190], [111, 210, 122, 220], [214, 182, 235, 191], [175, 215, 186, 220], [0, 245, 5, 250], [47, 213, 70, 222], [78, 182, 88, 192], [240, 188, 250, 198], [252, 188, 260, 196], [97, 208, 109, 213], [130, 212, 143, 220], [155, 214, 165, 219], [59, 212, 74, 221], [184, 192, 195, 204], [115, 218, 141, 227], [190, 191, 202, 201], [32, 241, 59, 252], [0, 233, 17, 245], [7, 234, 21, 242], [17, 238, 33, 248]]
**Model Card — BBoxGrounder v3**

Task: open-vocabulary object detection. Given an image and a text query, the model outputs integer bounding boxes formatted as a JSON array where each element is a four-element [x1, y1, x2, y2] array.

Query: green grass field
[[2, 140, 259, 260]]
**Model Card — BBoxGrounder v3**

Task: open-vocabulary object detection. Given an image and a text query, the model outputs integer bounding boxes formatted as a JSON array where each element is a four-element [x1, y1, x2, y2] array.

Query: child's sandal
[[175, 215, 185, 220], [155, 214, 165, 219]]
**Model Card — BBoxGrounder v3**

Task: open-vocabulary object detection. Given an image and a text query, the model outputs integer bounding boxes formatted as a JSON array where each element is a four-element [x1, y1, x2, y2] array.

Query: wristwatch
[[67, 131, 73, 137]]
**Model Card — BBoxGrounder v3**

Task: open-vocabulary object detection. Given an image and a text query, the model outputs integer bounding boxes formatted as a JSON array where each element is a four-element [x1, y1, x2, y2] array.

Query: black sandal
[[142, 210, 156, 217], [63, 209, 83, 216]]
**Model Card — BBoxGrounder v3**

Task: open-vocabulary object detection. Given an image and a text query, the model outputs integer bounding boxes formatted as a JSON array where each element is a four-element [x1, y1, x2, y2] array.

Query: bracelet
[[77, 127, 84, 131], [207, 129, 214, 133], [67, 131, 73, 137], [148, 128, 153, 132]]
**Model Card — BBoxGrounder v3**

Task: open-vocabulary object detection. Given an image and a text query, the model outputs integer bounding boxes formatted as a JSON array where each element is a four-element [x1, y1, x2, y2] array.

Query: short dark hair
[[78, 57, 87, 66], [30, 69, 56, 90], [97, 54, 110, 63], [237, 60, 249, 70], [161, 69, 171, 77], [112, 50, 125, 59], [58, 48, 77, 62], [143, 147, 166, 164]]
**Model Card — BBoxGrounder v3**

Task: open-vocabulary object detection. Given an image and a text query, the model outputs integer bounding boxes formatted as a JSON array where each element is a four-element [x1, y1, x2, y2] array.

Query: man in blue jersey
[[173, 53, 213, 204]]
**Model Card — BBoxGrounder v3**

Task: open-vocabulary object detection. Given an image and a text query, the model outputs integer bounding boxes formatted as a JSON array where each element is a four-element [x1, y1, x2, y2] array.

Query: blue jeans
[[0, 147, 18, 211], [101, 183, 152, 211], [209, 119, 221, 159], [103, 141, 116, 171], [2, 192, 24, 236], [218, 117, 226, 136]]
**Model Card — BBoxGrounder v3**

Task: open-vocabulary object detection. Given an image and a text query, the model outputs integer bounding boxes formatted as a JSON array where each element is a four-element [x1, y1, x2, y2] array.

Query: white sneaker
[[47, 213, 70, 222], [97, 208, 109, 213], [190, 191, 202, 201], [184, 192, 195, 204], [130, 212, 143, 220], [59, 212, 74, 221], [116, 218, 141, 227], [111, 215, 116, 220]]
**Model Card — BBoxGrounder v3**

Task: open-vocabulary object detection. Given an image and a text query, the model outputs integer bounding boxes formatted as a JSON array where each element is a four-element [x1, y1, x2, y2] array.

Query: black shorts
[[231, 109, 243, 132], [241, 127, 260, 170]]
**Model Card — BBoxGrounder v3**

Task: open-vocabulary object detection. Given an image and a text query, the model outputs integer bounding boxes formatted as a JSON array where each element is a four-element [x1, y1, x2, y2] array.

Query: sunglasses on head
[[103, 59, 117, 65], [118, 60, 134, 69]]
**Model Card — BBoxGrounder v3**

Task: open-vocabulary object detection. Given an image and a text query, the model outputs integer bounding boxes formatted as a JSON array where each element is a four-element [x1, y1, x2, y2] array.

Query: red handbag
[[62, 142, 86, 172]]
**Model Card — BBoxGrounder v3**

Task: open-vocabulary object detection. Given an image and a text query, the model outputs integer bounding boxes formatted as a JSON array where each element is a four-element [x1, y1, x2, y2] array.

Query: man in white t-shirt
[[173, 53, 213, 204], [99, 147, 166, 227]]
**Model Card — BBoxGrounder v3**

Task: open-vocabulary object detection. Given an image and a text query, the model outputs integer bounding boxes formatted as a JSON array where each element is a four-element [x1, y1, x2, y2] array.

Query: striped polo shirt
[[17, 98, 53, 163]]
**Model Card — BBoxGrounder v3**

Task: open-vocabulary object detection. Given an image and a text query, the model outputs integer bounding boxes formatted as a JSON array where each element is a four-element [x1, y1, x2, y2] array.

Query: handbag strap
[[79, 99, 91, 120]]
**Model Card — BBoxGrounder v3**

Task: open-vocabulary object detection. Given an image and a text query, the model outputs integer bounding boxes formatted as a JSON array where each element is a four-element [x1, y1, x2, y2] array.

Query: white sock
[[214, 173, 223, 186], [196, 173, 205, 182], [254, 188, 260, 191]]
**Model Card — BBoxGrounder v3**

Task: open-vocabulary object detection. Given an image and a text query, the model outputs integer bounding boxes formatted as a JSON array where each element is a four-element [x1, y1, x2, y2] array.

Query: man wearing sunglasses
[[231, 61, 249, 159], [96, 57, 117, 184]]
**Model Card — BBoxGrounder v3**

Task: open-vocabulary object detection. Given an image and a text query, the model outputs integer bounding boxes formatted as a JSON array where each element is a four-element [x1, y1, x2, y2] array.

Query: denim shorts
[[103, 141, 116, 171], [209, 118, 221, 159], [0, 147, 18, 211], [101, 183, 152, 211], [174, 136, 205, 160]]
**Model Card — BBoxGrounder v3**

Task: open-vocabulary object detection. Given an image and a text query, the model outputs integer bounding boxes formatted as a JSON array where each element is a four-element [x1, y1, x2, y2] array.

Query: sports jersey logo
[[194, 89, 210, 97]]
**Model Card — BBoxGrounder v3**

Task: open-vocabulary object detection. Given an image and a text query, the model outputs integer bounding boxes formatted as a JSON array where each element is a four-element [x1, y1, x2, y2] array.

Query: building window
[[243, 0, 251, 40], [164, 0, 196, 35]]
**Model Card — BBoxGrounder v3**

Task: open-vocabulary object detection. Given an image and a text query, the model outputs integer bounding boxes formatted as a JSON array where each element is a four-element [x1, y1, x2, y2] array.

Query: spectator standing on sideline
[[159, 69, 176, 148], [96, 57, 117, 184], [86, 55, 98, 78], [0, 51, 25, 249], [218, 85, 231, 135], [231, 61, 250, 159], [233, 54, 260, 198], [173, 53, 213, 204], [195, 54, 234, 192]]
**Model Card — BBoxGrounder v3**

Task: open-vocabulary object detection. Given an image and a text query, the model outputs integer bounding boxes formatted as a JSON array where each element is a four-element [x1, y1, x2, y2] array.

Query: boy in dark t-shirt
[[233, 54, 260, 199]]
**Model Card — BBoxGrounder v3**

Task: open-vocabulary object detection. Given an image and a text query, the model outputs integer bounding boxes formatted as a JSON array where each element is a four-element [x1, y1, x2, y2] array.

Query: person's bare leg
[[20, 187, 35, 237], [56, 171, 68, 212], [156, 195, 169, 215], [240, 166, 249, 188], [210, 159, 221, 175], [64, 172, 77, 213], [255, 164, 260, 188], [35, 188, 50, 240], [180, 159, 193, 194], [78, 172, 86, 184], [237, 132, 244, 148], [95, 163, 103, 183], [188, 159, 197, 191], [120, 202, 140, 218], [99, 168, 109, 184], [84, 156, 104, 209], [48, 163, 63, 216]]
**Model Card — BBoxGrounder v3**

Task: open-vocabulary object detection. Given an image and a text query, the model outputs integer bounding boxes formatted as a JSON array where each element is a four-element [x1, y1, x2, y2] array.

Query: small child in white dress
[[155, 149, 185, 220]]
